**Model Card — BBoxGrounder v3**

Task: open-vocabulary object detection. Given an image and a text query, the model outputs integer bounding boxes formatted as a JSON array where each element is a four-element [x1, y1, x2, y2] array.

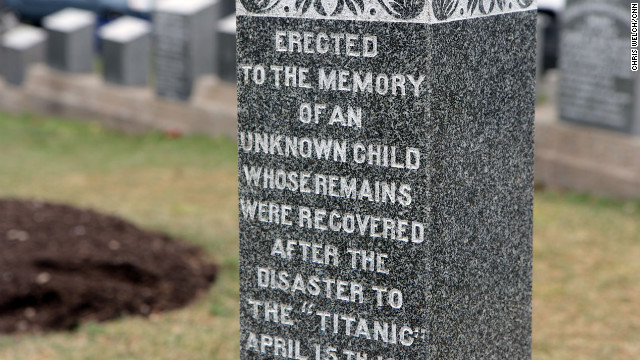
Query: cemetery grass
[[0, 113, 637, 359], [0, 113, 239, 360]]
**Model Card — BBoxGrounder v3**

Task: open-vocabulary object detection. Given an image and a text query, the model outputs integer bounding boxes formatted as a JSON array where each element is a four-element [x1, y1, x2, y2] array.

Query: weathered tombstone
[[560, 0, 638, 134], [99, 16, 151, 86], [153, 0, 219, 100], [217, 14, 236, 83], [0, 25, 47, 85], [42, 8, 95, 73], [237, 0, 536, 359]]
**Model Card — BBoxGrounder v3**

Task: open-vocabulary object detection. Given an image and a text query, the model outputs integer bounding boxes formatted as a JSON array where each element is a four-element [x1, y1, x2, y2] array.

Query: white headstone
[[99, 16, 151, 43], [99, 16, 152, 86], [2, 25, 47, 50], [43, 8, 96, 73], [43, 8, 95, 33], [0, 25, 47, 85], [155, 0, 217, 15]]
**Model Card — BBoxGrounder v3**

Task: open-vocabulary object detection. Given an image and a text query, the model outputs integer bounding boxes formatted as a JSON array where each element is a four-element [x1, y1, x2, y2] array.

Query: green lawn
[[0, 113, 638, 359]]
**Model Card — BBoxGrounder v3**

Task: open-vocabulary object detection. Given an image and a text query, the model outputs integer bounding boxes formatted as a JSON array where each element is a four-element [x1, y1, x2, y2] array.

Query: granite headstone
[[43, 8, 95, 73], [0, 25, 47, 85], [217, 14, 236, 83], [560, 0, 639, 134], [99, 16, 151, 86], [237, 0, 536, 359], [154, 0, 219, 100]]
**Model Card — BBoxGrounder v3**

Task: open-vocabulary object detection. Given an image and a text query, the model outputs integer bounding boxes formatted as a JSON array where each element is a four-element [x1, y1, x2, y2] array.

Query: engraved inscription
[[238, 20, 433, 358], [155, 12, 190, 99], [238, 12, 436, 359]]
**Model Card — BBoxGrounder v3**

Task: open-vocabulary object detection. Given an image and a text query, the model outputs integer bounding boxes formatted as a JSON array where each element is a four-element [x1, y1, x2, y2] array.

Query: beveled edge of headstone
[[42, 8, 96, 33], [155, 0, 218, 15], [99, 16, 151, 43], [236, 0, 537, 24], [1, 25, 47, 50], [219, 14, 236, 34]]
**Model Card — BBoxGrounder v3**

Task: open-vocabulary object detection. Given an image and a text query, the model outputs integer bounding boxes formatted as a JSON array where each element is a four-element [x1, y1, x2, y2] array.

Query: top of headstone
[[99, 16, 151, 43], [43, 8, 95, 33], [218, 14, 236, 33], [236, 0, 537, 24], [564, 0, 629, 22], [1, 25, 47, 50], [155, 0, 217, 15]]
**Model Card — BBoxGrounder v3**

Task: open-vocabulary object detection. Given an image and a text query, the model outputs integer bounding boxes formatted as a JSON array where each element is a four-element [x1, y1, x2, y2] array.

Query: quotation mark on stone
[[301, 302, 315, 315]]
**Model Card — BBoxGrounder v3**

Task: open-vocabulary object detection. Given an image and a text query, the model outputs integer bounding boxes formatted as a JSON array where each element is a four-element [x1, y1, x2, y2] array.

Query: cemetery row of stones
[[0, 0, 237, 101]]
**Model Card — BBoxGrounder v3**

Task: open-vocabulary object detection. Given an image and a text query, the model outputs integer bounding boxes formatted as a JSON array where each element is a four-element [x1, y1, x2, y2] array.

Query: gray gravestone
[[154, 0, 219, 100], [217, 14, 235, 83], [0, 25, 47, 85], [221, 0, 235, 18], [43, 8, 95, 73], [237, 0, 536, 359], [0, 1, 19, 36], [99, 16, 151, 86], [537, 14, 546, 80], [560, 0, 639, 134]]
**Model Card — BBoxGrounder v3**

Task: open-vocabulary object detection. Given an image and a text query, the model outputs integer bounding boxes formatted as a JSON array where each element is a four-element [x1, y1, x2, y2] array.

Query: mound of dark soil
[[0, 199, 217, 334]]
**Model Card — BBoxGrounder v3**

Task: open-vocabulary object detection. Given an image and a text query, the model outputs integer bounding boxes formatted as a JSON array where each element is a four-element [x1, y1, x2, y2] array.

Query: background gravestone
[[560, 0, 638, 134], [42, 8, 95, 73], [217, 14, 235, 83], [220, 0, 235, 18], [237, 0, 535, 359], [0, 25, 46, 85], [537, 15, 547, 80], [0, 0, 18, 36], [99, 16, 151, 86], [153, 0, 219, 100]]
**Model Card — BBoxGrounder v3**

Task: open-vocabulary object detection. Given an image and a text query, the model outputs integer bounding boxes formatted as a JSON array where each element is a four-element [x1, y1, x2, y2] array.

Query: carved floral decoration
[[378, 0, 426, 19], [240, 0, 281, 13], [296, 0, 365, 16], [240, 0, 535, 21]]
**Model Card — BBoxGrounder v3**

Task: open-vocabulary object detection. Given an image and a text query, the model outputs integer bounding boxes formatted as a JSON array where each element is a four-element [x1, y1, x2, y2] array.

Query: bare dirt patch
[[0, 199, 217, 334]]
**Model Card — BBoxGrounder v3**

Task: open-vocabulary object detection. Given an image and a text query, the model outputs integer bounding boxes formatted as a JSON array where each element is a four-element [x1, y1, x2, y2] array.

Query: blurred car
[[4, 0, 153, 24], [538, 0, 565, 73]]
